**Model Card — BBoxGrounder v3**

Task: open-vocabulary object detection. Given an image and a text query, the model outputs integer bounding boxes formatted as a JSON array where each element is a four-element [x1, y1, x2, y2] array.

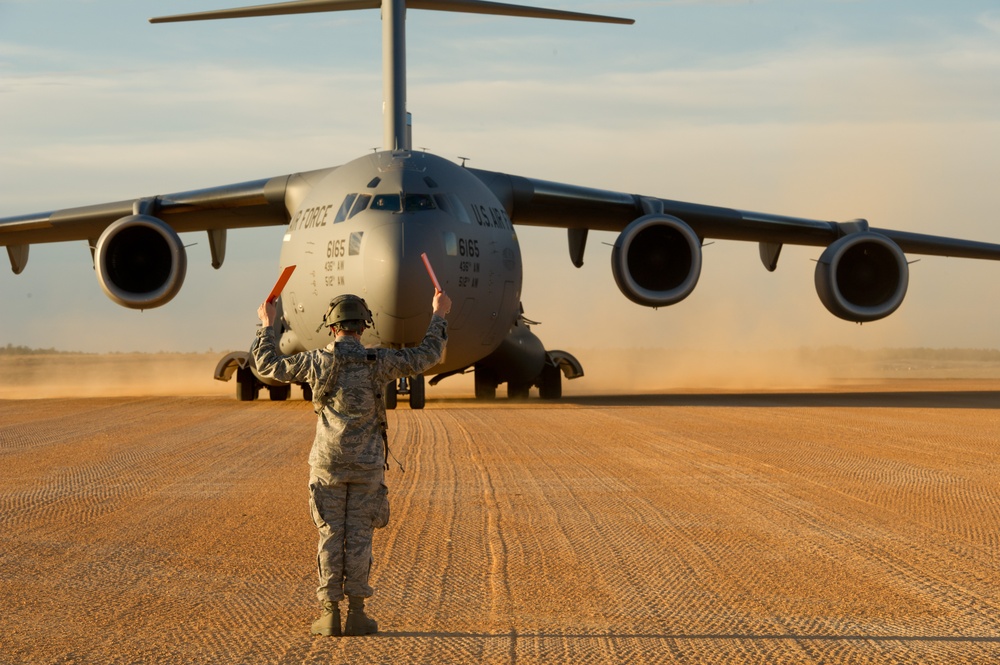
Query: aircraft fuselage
[[277, 150, 522, 375]]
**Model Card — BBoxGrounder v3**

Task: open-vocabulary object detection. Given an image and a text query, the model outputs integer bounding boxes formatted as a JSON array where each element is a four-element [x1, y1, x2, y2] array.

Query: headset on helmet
[[318, 294, 374, 334]]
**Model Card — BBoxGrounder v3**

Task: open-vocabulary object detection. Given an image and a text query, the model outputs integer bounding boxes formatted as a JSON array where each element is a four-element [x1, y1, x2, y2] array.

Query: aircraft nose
[[363, 219, 441, 344]]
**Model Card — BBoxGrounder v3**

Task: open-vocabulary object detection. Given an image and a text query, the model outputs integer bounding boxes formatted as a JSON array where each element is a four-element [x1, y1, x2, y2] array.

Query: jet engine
[[814, 232, 908, 323], [94, 214, 187, 309], [611, 214, 702, 307]]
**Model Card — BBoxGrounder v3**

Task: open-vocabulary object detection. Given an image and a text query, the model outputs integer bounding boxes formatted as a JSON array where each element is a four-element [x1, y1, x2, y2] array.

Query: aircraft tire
[[236, 367, 258, 402], [269, 385, 291, 401], [385, 380, 398, 410], [507, 381, 530, 400], [474, 367, 497, 400], [539, 363, 562, 400], [410, 374, 426, 410]]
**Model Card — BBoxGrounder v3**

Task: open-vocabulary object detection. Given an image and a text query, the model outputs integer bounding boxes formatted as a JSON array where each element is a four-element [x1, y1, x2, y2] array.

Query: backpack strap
[[368, 351, 405, 473], [312, 349, 338, 414]]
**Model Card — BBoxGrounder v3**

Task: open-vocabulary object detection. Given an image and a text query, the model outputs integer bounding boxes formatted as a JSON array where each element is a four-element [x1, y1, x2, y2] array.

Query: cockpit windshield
[[334, 192, 440, 219], [369, 193, 436, 213], [333, 193, 371, 223], [370, 194, 401, 212], [404, 193, 435, 212]]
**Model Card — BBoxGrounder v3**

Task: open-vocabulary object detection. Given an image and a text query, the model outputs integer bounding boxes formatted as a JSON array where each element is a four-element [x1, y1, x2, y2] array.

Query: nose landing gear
[[385, 374, 426, 410]]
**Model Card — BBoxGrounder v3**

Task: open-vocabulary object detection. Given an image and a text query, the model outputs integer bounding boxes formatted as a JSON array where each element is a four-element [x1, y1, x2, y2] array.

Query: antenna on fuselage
[[151, 0, 634, 152]]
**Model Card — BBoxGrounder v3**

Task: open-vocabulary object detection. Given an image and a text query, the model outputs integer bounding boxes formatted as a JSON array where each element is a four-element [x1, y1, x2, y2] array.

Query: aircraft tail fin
[[151, 0, 633, 25]]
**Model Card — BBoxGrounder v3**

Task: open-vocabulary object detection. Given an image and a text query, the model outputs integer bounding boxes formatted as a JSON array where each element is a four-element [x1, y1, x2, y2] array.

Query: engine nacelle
[[95, 214, 187, 309], [815, 232, 908, 323], [611, 214, 702, 307]]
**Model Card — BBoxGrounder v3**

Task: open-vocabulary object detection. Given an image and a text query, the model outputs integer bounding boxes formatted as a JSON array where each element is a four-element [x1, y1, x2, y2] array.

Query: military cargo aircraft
[[4, 0, 1000, 408]]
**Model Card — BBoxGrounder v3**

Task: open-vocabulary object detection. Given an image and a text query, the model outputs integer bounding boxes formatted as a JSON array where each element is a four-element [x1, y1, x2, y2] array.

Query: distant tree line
[[3, 343, 999, 360], [890, 348, 1000, 361], [0, 344, 86, 356], [796, 347, 1000, 363]]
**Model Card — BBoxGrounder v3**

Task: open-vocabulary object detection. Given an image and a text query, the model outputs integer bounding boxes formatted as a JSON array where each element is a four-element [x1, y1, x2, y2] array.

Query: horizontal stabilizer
[[151, 0, 632, 24], [409, 0, 632, 24], [150, 0, 378, 23]]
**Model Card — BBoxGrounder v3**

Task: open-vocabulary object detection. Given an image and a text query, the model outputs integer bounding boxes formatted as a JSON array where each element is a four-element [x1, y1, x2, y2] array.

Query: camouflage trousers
[[309, 467, 386, 603]]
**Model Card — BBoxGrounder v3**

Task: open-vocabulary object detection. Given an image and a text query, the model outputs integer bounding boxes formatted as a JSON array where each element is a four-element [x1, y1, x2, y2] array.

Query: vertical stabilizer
[[151, 0, 633, 151], [384, 0, 408, 150]]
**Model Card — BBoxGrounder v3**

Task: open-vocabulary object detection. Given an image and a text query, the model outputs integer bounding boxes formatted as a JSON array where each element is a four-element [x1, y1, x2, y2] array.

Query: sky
[[2, 0, 1000, 358]]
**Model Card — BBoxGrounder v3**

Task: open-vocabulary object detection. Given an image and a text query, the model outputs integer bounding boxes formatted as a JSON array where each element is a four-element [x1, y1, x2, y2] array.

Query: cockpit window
[[404, 193, 435, 212], [371, 194, 401, 212], [349, 194, 371, 219], [370, 193, 437, 213], [434, 193, 472, 224], [333, 193, 358, 224]]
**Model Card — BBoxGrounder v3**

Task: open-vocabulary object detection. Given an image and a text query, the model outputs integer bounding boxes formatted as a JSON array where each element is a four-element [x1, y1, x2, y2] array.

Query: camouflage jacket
[[250, 315, 448, 471]]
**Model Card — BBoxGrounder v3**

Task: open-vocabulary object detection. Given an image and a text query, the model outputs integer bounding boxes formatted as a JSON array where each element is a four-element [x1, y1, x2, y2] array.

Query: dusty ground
[[1, 361, 999, 663]]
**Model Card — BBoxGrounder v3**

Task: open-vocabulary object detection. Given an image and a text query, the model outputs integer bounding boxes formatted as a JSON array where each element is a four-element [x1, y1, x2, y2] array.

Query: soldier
[[252, 290, 451, 636]]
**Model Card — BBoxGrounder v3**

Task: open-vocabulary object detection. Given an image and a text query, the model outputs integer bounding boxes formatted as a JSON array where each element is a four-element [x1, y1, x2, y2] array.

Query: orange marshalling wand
[[266, 265, 296, 303], [420, 253, 442, 292]]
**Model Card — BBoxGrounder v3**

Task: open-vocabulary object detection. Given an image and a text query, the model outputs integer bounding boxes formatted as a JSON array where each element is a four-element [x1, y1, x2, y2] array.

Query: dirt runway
[[2, 383, 999, 664]]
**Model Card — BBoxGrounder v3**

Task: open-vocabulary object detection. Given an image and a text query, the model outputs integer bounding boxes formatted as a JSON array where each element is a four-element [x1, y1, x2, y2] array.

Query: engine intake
[[611, 214, 702, 307], [95, 214, 187, 309], [815, 232, 908, 322]]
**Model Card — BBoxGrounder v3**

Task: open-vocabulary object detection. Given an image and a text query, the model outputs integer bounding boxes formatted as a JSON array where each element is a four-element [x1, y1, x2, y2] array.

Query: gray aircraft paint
[[277, 150, 521, 375]]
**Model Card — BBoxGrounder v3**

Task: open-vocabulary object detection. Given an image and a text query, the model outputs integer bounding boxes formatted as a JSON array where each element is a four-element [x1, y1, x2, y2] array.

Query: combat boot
[[344, 596, 378, 636], [310, 600, 342, 637]]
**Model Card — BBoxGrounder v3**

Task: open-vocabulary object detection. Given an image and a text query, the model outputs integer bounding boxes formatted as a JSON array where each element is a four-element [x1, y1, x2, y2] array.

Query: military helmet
[[321, 294, 374, 333]]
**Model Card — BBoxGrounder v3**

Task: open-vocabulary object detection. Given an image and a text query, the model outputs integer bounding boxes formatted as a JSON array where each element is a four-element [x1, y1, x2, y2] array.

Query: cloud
[[403, 10, 1000, 131], [4, 2, 1000, 355], [978, 10, 1000, 35]]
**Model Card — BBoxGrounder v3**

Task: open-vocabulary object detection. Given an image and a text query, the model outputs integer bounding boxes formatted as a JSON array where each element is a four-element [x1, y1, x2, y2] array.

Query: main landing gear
[[217, 352, 305, 402], [472, 353, 574, 401], [217, 352, 428, 407]]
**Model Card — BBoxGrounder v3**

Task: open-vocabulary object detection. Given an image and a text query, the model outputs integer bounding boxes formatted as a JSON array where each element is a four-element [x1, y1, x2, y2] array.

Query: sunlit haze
[[2, 0, 999, 361]]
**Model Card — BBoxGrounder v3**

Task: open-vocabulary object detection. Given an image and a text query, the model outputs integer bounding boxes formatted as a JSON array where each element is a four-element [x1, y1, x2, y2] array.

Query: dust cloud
[[3, 347, 999, 401], [566, 346, 874, 395], [0, 353, 232, 399], [565, 346, 1000, 396], [567, 347, 840, 395]]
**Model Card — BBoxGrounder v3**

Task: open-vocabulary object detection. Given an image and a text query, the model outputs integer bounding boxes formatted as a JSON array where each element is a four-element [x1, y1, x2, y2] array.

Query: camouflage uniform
[[251, 314, 447, 604]]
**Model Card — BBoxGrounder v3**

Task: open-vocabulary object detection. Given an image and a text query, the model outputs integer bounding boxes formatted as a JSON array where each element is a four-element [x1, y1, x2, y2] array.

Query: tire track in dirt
[[712, 408, 995, 632], [460, 411, 515, 633], [430, 406, 807, 662], [1, 398, 258, 530], [467, 402, 1000, 662], [518, 407, 809, 658], [366, 409, 504, 664], [3, 389, 1000, 664], [409, 402, 998, 663], [753, 408, 1000, 547], [604, 403, 1000, 653], [378, 410, 461, 613], [1, 397, 320, 665]]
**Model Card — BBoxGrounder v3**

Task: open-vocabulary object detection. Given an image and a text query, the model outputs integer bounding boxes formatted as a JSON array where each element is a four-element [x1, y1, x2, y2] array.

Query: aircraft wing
[[469, 168, 1000, 262], [0, 168, 336, 274]]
